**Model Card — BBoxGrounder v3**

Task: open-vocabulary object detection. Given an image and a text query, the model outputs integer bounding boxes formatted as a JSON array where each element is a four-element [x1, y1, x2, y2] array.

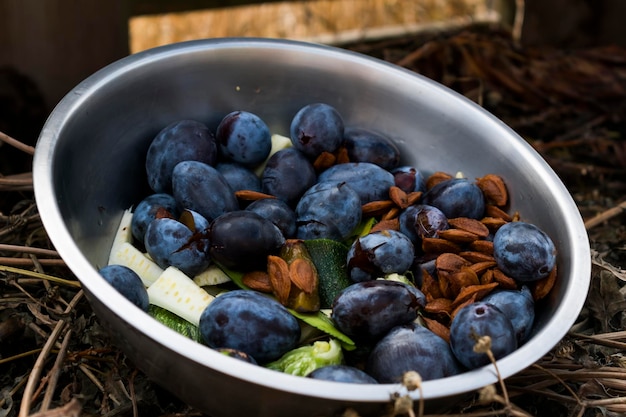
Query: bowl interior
[[33, 38, 590, 416]]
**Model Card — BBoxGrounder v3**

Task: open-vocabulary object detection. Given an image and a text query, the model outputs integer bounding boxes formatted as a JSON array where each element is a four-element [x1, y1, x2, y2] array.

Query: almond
[[370, 218, 400, 233], [426, 171, 453, 189], [492, 268, 518, 289], [531, 266, 557, 300], [485, 205, 513, 222], [235, 190, 276, 201], [481, 216, 508, 232], [476, 174, 508, 206], [422, 237, 461, 254], [389, 186, 409, 209], [407, 191, 423, 206], [267, 255, 291, 305], [335, 146, 350, 164], [288, 258, 317, 294], [438, 228, 480, 244], [435, 252, 471, 273], [468, 261, 497, 276], [468, 239, 495, 255], [422, 316, 451, 343], [459, 251, 496, 263], [361, 200, 395, 217], [242, 271, 273, 293], [451, 282, 499, 311], [448, 217, 490, 238], [313, 151, 336, 171]]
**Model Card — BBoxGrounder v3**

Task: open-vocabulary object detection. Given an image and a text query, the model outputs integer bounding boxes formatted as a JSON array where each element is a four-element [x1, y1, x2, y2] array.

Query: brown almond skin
[[448, 217, 490, 238], [242, 271, 273, 293], [279, 239, 320, 313], [267, 255, 291, 305], [476, 174, 508, 206]]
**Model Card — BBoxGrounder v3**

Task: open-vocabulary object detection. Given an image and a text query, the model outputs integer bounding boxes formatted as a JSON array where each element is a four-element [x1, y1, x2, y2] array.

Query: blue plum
[[317, 162, 395, 204], [391, 166, 427, 194], [347, 230, 415, 282], [493, 221, 556, 282], [366, 323, 462, 383], [482, 286, 535, 344], [246, 198, 297, 238], [290, 103, 344, 158], [331, 280, 426, 342], [398, 204, 449, 247], [261, 148, 317, 207], [199, 290, 300, 363], [171, 160, 239, 222], [449, 301, 517, 370], [295, 181, 362, 241], [307, 365, 378, 384], [131, 193, 180, 243], [145, 120, 217, 193], [216, 162, 262, 193], [342, 127, 400, 170], [209, 211, 285, 271], [422, 178, 485, 219], [216, 111, 271, 166], [144, 216, 211, 277], [98, 265, 149, 311]]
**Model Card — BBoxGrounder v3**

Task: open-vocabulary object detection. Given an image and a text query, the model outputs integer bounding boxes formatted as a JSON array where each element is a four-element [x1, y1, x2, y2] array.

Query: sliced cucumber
[[149, 305, 202, 343], [147, 266, 215, 326], [193, 264, 232, 287], [109, 241, 163, 287]]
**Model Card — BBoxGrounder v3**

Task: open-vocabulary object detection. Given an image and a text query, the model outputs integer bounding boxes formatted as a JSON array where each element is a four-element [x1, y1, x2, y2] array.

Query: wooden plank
[[130, 0, 292, 15]]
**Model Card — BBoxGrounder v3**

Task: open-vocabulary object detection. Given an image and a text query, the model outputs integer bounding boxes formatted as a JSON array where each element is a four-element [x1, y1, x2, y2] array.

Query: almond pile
[[368, 171, 557, 342]]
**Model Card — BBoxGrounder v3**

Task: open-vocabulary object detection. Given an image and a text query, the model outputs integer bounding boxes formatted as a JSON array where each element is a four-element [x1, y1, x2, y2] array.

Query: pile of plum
[[101, 103, 558, 384]]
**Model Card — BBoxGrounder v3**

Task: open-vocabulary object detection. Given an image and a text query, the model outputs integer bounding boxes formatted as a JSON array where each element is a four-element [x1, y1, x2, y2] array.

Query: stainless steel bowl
[[33, 38, 590, 417]]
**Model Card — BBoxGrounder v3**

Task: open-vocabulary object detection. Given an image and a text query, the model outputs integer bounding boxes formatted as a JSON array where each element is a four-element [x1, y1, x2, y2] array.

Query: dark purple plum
[[295, 181, 361, 241], [493, 221, 557, 282], [131, 193, 180, 243], [216, 162, 262, 193], [98, 265, 149, 311], [199, 290, 300, 363], [307, 365, 378, 384], [449, 301, 518, 370], [209, 211, 285, 271], [347, 230, 415, 282], [343, 127, 400, 170], [422, 178, 485, 219], [246, 198, 297, 238], [398, 204, 449, 247], [366, 322, 462, 383], [317, 162, 395, 204], [215, 111, 271, 166], [145, 119, 217, 193], [289, 103, 344, 158], [331, 280, 426, 342], [482, 286, 535, 344], [171, 160, 239, 222], [261, 148, 317, 207], [144, 217, 211, 277], [391, 166, 427, 193]]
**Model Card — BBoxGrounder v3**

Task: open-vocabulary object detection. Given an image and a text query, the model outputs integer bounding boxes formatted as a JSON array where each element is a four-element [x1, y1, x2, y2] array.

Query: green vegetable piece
[[304, 239, 352, 308], [148, 305, 202, 343], [265, 338, 343, 376], [289, 309, 354, 348]]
